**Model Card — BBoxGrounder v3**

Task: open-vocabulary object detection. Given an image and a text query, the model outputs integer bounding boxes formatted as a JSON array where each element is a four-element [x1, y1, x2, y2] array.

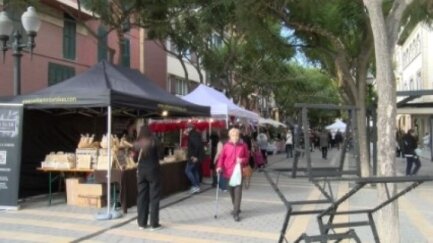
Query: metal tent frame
[[285, 103, 360, 179], [264, 103, 433, 243]]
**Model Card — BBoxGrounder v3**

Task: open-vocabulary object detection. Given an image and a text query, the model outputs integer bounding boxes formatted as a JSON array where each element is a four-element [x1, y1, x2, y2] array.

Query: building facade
[[0, 0, 204, 97], [394, 23, 433, 138]]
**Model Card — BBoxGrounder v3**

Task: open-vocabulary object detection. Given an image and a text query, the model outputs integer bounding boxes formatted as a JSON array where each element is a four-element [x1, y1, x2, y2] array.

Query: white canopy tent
[[182, 84, 259, 122], [259, 117, 287, 128], [326, 119, 347, 132]]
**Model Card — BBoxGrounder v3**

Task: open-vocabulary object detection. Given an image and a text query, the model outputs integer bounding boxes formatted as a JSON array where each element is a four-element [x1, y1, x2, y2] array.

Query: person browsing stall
[[217, 128, 249, 222], [135, 126, 162, 231]]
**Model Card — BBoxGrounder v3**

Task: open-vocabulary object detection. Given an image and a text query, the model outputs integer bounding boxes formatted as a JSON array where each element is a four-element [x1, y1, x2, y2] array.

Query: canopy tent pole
[[97, 106, 122, 220], [209, 118, 212, 155], [226, 114, 229, 129], [179, 129, 183, 147], [107, 106, 112, 215]]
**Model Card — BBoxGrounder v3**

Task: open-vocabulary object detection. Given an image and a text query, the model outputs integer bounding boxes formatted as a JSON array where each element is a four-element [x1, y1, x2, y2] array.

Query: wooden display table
[[36, 167, 94, 205], [37, 161, 190, 212]]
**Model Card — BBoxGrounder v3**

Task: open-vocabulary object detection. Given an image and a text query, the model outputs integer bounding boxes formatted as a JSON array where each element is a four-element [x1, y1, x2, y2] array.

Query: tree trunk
[[363, 1, 399, 242], [117, 30, 124, 65], [194, 56, 205, 84], [356, 96, 370, 177], [177, 55, 191, 90]]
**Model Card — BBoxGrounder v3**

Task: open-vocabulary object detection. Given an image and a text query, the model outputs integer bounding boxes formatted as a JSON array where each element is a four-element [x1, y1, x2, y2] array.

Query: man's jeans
[[406, 156, 421, 175], [185, 161, 200, 187]]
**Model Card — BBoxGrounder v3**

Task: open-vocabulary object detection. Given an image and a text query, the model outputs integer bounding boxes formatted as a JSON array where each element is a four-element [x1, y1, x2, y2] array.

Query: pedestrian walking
[[217, 128, 249, 222], [320, 129, 329, 159], [257, 130, 268, 164], [136, 126, 162, 231], [403, 129, 421, 176], [309, 129, 315, 152], [335, 130, 343, 150], [285, 130, 293, 158], [185, 123, 205, 194]]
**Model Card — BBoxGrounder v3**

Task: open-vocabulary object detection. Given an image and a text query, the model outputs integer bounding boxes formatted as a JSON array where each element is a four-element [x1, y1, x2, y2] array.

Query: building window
[[168, 76, 199, 95], [48, 63, 75, 86], [169, 76, 190, 96], [97, 26, 108, 62], [63, 14, 76, 60], [120, 38, 130, 67]]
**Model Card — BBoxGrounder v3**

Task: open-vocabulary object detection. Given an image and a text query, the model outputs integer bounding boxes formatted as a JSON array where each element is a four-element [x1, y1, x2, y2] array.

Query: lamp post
[[0, 7, 41, 96]]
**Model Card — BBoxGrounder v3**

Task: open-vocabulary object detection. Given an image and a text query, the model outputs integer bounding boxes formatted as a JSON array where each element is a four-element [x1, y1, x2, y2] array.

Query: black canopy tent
[[10, 61, 209, 116], [4, 61, 210, 217]]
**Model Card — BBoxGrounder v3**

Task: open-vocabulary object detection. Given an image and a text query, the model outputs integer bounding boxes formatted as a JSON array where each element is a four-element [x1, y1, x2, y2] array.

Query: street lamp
[[0, 6, 41, 96]]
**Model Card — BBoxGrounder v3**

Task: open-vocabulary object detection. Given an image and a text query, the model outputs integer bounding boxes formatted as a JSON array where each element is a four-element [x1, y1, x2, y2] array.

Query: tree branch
[[386, 0, 415, 51]]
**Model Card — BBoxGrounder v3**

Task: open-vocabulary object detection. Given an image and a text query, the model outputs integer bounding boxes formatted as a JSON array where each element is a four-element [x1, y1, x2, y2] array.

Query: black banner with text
[[0, 104, 24, 209]]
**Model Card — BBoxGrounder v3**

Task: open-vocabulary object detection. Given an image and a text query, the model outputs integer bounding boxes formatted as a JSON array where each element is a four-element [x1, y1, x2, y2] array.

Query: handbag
[[242, 165, 253, 177], [229, 163, 242, 187]]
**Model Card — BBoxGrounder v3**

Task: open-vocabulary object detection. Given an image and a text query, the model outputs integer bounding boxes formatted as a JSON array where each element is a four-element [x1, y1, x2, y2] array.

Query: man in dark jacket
[[403, 129, 421, 176], [320, 129, 329, 159], [185, 123, 204, 193]]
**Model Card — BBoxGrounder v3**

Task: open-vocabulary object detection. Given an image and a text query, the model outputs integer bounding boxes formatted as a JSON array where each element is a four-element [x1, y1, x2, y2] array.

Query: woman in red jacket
[[216, 128, 249, 222]]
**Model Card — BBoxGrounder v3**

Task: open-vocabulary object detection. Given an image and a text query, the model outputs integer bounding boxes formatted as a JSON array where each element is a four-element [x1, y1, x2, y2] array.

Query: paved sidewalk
[[1, 149, 433, 242]]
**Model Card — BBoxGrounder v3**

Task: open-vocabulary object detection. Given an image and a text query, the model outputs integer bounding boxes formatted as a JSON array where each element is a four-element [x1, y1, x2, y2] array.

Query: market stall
[[149, 85, 259, 177], [259, 117, 287, 128], [3, 61, 210, 215], [182, 84, 259, 123], [326, 119, 347, 132]]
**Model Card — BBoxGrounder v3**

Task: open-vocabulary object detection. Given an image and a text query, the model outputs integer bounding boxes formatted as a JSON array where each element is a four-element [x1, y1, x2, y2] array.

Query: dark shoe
[[231, 209, 241, 215], [233, 214, 240, 222], [150, 224, 162, 231]]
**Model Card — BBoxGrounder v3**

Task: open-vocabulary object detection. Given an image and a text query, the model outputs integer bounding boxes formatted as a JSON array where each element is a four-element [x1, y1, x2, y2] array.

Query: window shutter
[[97, 26, 108, 61], [63, 15, 76, 60], [48, 63, 75, 86], [121, 39, 130, 67]]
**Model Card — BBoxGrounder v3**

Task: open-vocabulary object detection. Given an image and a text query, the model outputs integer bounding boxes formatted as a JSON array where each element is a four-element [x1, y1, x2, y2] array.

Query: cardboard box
[[66, 178, 84, 206], [77, 195, 106, 208], [77, 183, 106, 196], [76, 155, 92, 169], [76, 183, 107, 208]]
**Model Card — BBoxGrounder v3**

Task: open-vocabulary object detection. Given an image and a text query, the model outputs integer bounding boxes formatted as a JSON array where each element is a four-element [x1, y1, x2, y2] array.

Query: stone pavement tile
[[3, 152, 433, 242]]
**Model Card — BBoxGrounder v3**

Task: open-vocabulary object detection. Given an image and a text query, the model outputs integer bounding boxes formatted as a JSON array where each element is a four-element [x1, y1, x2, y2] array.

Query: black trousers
[[286, 144, 293, 158], [229, 184, 243, 215], [321, 147, 328, 159], [137, 167, 161, 227]]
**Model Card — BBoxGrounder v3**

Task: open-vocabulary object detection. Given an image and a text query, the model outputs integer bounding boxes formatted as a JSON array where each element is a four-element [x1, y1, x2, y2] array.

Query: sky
[[280, 26, 313, 67]]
